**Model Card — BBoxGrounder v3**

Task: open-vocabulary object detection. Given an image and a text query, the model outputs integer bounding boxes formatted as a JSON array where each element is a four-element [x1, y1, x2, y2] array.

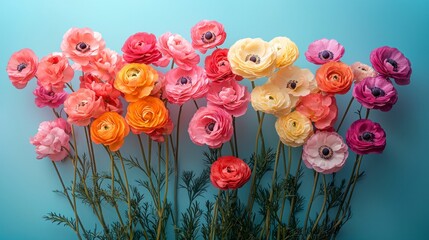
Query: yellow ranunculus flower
[[268, 65, 316, 97], [275, 111, 313, 147], [114, 63, 157, 102], [250, 83, 293, 117], [227, 38, 277, 80], [269, 37, 299, 68]]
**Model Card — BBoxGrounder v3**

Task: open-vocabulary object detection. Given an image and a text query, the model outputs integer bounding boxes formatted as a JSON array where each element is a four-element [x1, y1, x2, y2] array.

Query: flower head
[[302, 131, 349, 174], [30, 118, 71, 161], [305, 39, 345, 65], [121, 32, 162, 64], [90, 112, 130, 152], [36, 52, 74, 93], [188, 106, 233, 149], [269, 37, 299, 68], [191, 20, 227, 54], [33, 85, 68, 108], [210, 156, 251, 190], [353, 76, 398, 112], [296, 93, 338, 130], [207, 79, 250, 117], [346, 119, 386, 155], [205, 48, 243, 82], [157, 32, 200, 70], [63, 88, 104, 126], [251, 83, 294, 117], [268, 65, 315, 97], [370, 46, 412, 85], [315, 61, 353, 95], [275, 111, 313, 147], [350, 62, 377, 83], [228, 38, 277, 80], [6, 48, 38, 89], [83, 48, 124, 82], [114, 63, 157, 102]]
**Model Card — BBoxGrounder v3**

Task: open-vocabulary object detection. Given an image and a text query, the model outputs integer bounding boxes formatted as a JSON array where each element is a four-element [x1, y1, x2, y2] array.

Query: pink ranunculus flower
[[63, 88, 104, 126], [302, 131, 349, 174], [207, 79, 250, 117], [121, 32, 162, 64], [370, 46, 412, 85], [6, 48, 38, 89], [191, 20, 227, 54], [33, 85, 68, 108], [36, 52, 74, 93], [205, 48, 243, 83], [188, 106, 233, 149], [157, 32, 200, 70], [353, 76, 398, 112], [61, 27, 105, 67], [147, 118, 174, 143], [350, 62, 378, 83], [296, 93, 338, 130], [80, 73, 121, 99], [150, 71, 166, 98], [164, 66, 209, 105], [305, 39, 345, 65], [83, 48, 124, 82], [346, 119, 386, 155], [30, 118, 71, 161]]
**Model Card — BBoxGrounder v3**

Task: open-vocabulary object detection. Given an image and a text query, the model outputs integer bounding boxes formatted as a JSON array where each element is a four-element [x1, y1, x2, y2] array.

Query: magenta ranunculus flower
[[30, 118, 71, 162], [188, 106, 233, 149], [36, 52, 74, 93], [157, 32, 200, 70], [302, 131, 349, 174], [191, 20, 227, 54], [207, 79, 250, 117], [6, 48, 38, 89], [353, 76, 398, 112], [33, 85, 68, 108], [121, 32, 162, 64], [346, 119, 386, 155], [164, 66, 209, 105], [63, 88, 104, 126], [305, 39, 345, 65], [370, 46, 412, 85]]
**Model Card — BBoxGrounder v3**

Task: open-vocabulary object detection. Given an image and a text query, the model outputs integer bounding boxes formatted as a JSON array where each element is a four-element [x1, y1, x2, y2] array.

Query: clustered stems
[[209, 189, 222, 240]]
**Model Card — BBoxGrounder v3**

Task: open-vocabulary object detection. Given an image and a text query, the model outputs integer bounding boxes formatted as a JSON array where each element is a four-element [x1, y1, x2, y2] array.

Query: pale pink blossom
[[83, 48, 124, 82], [157, 32, 200, 70], [207, 80, 250, 117]]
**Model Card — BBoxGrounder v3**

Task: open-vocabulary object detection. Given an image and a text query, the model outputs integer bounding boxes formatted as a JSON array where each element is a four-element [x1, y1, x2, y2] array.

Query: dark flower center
[[386, 58, 398, 72], [318, 145, 333, 160], [201, 31, 216, 43], [245, 54, 260, 64], [177, 76, 192, 85], [287, 80, 298, 89], [76, 42, 90, 53], [318, 50, 334, 60], [371, 87, 385, 97], [361, 132, 374, 142], [205, 122, 215, 134], [17, 63, 27, 72], [226, 166, 234, 173]]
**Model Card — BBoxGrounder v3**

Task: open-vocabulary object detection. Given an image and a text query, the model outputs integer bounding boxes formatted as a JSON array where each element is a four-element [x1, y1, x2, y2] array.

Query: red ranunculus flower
[[205, 48, 243, 82], [210, 156, 251, 190]]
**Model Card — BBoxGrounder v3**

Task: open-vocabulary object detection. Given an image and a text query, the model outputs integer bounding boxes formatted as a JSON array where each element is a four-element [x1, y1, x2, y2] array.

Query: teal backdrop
[[0, 0, 428, 239]]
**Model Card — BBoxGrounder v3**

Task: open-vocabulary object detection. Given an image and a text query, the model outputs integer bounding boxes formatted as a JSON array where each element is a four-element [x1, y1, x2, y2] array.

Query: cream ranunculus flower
[[227, 38, 277, 80], [275, 111, 313, 147], [269, 37, 299, 68], [268, 65, 316, 97], [250, 83, 293, 117]]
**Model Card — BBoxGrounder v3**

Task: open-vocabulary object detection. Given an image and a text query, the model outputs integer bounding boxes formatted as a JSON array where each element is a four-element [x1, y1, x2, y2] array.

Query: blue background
[[1, 0, 428, 239]]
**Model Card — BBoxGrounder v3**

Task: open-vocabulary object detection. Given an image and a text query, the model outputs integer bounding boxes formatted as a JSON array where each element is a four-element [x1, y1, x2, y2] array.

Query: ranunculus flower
[[346, 119, 386, 155], [351, 62, 377, 83], [275, 111, 313, 147], [6, 48, 38, 89], [268, 65, 315, 97], [302, 131, 349, 174], [33, 85, 68, 108], [370, 46, 412, 85], [125, 96, 170, 135], [204, 48, 243, 82], [251, 83, 294, 117], [61, 27, 105, 67], [147, 118, 174, 143], [90, 112, 130, 152], [157, 32, 200, 70], [83, 48, 124, 82], [191, 20, 227, 54], [63, 88, 104, 126], [121, 32, 162, 64], [315, 61, 353, 95], [207, 79, 250, 117], [30, 118, 71, 161], [114, 63, 157, 102], [164, 66, 209, 105], [269, 37, 299, 68], [228, 38, 277, 80], [305, 39, 345, 65], [210, 156, 251, 190], [188, 106, 233, 149], [353, 76, 398, 112], [296, 93, 338, 130], [36, 52, 74, 93]]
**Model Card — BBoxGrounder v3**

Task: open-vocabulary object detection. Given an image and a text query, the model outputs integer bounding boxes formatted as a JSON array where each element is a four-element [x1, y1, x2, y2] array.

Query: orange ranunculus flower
[[315, 61, 353, 95], [125, 96, 170, 134], [90, 112, 130, 151], [114, 63, 158, 102]]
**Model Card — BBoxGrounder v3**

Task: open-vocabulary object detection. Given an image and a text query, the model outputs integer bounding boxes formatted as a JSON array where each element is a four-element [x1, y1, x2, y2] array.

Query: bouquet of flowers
[[6, 20, 411, 240]]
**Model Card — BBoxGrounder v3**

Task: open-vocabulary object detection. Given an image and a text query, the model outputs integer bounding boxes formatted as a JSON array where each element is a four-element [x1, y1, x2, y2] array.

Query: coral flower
[[114, 63, 157, 102], [6, 48, 38, 89], [353, 76, 398, 112], [207, 79, 250, 117], [121, 32, 162, 64], [275, 111, 313, 147], [370, 46, 412, 85], [191, 20, 227, 54], [36, 52, 74, 93], [90, 112, 130, 152], [210, 156, 251, 190], [315, 61, 353, 94], [84, 48, 124, 82], [305, 38, 345, 65], [63, 88, 104, 126], [346, 119, 386, 155], [269, 36, 299, 68], [296, 93, 338, 130]]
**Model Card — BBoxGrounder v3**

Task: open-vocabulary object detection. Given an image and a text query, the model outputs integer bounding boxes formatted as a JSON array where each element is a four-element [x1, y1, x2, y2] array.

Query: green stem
[[303, 172, 319, 233], [105, 147, 125, 228], [210, 189, 222, 240], [156, 137, 170, 240], [173, 104, 183, 231], [365, 108, 371, 119], [287, 155, 302, 227], [117, 151, 133, 238], [336, 97, 354, 132], [233, 117, 239, 157], [308, 175, 327, 239], [277, 146, 292, 239]]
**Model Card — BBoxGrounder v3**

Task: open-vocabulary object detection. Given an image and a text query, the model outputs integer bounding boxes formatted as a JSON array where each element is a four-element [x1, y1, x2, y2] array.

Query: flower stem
[[287, 155, 303, 227], [233, 117, 239, 157], [105, 147, 125, 228], [308, 174, 327, 239], [210, 189, 222, 240], [303, 171, 319, 233], [173, 104, 183, 235], [277, 146, 292, 239], [117, 151, 133, 238], [156, 136, 169, 240], [336, 97, 354, 132], [70, 126, 83, 235]]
